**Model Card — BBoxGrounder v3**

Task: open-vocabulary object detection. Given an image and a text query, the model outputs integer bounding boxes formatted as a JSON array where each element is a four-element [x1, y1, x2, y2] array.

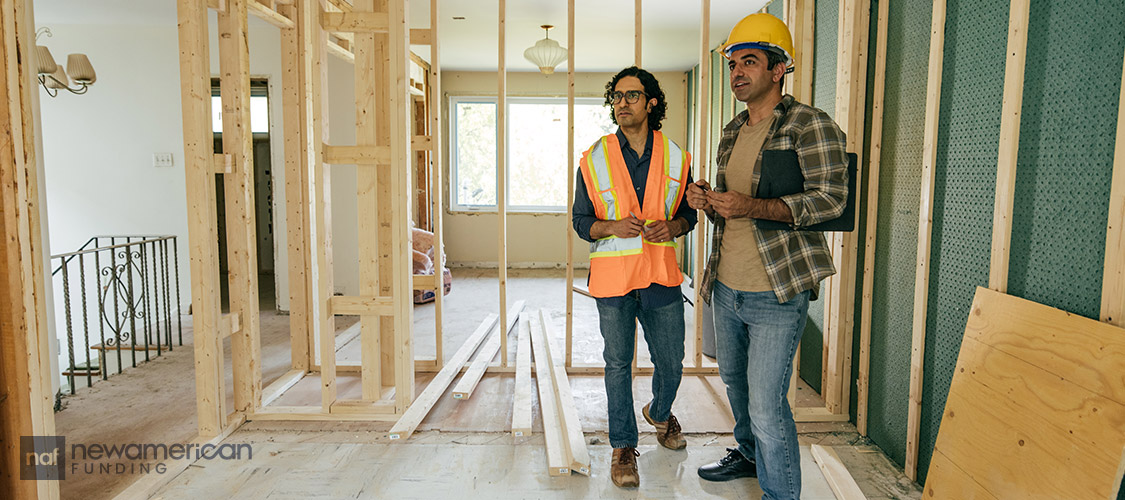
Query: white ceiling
[[34, 0, 770, 72]]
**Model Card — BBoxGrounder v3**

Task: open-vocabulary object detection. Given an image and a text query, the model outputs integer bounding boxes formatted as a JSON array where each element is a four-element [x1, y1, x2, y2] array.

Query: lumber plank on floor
[[529, 313, 570, 476], [451, 300, 525, 399], [811, 444, 866, 500], [511, 314, 533, 436], [539, 308, 590, 475], [387, 313, 499, 440]]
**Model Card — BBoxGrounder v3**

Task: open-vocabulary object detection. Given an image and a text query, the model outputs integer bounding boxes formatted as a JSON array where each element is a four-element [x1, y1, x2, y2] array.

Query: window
[[450, 96, 617, 212]]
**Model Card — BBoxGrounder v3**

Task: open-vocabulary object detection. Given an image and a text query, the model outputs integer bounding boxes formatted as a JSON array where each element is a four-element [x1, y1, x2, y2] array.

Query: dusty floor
[[54, 269, 922, 499]]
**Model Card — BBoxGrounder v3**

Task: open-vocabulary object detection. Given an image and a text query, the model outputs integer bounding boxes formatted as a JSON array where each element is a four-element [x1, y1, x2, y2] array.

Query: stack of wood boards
[[387, 301, 524, 440], [923, 287, 1125, 499]]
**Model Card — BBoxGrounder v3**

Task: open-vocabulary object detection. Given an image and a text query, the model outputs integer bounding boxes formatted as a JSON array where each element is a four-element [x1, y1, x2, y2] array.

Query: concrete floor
[[54, 269, 922, 499]]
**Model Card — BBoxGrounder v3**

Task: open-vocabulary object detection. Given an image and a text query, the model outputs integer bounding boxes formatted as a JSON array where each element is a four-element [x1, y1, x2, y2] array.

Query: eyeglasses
[[609, 90, 647, 105]]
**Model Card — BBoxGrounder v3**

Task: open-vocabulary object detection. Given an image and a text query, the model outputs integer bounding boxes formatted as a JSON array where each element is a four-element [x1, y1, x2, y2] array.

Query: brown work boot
[[643, 402, 687, 450], [610, 447, 640, 488]]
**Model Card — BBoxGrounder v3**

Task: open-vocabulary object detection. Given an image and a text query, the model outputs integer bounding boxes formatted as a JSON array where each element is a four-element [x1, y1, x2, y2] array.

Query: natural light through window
[[211, 95, 270, 134], [451, 96, 616, 212]]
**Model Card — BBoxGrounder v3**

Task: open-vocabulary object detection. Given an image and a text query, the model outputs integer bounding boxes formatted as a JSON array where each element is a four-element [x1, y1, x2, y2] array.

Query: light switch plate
[[153, 153, 174, 167]]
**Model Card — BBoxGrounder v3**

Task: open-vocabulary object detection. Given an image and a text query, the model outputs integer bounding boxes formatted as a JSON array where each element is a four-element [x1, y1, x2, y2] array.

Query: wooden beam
[[564, 0, 575, 368], [411, 134, 433, 151], [260, 369, 306, 408], [511, 315, 533, 436], [219, 0, 264, 417], [539, 309, 590, 475], [497, 0, 509, 367], [790, 0, 814, 104], [411, 273, 436, 290], [634, 0, 641, 67], [906, 0, 948, 481], [387, 314, 500, 440], [988, 0, 1030, 293], [322, 144, 390, 164], [304, 0, 336, 413], [387, 0, 415, 413], [177, 0, 226, 438], [529, 312, 570, 476], [328, 295, 393, 316], [280, 0, 313, 372], [1102, 46, 1125, 327], [213, 153, 232, 173], [353, 0, 381, 402], [248, 0, 295, 29], [811, 444, 867, 500], [858, 0, 889, 437], [250, 406, 397, 421], [452, 301, 524, 399], [372, 0, 398, 398], [0, 0, 57, 495], [326, 38, 355, 62], [208, 0, 228, 13], [321, 11, 387, 32], [693, 0, 710, 369], [427, 0, 445, 369], [410, 28, 431, 45]]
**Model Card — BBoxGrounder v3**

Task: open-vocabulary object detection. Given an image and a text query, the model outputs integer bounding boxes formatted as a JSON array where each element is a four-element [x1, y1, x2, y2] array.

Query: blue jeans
[[712, 280, 809, 500], [596, 294, 685, 448]]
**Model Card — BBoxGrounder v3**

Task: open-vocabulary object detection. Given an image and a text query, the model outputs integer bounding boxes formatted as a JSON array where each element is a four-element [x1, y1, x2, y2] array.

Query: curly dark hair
[[604, 66, 666, 131]]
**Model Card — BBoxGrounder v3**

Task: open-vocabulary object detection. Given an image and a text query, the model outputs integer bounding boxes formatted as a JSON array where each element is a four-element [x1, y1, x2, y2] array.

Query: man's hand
[[641, 219, 680, 244], [707, 190, 754, 219], [686, 180, 713, 212], [592, 216, 644, 239]]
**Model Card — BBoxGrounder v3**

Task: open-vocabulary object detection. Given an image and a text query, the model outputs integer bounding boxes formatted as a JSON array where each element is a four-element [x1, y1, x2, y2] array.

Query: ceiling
[[34, 0, 770, 72]]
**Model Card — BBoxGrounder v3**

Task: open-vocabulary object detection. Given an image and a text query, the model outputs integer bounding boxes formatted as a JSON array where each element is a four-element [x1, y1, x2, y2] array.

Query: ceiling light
[[34, 28, 96, 97], [523, 25, 567, 75]]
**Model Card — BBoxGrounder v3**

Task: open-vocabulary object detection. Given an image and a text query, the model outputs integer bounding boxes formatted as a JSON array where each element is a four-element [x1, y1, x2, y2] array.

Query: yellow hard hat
[[720, 13, 795, 69]]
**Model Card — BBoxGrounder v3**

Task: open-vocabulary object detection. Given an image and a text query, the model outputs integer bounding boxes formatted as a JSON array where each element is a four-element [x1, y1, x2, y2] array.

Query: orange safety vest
[[578, 131, 691, 298]]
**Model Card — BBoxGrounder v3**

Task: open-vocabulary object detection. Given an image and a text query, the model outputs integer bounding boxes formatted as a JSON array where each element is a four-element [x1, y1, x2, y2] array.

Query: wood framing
[[988, 0, 1030, 293], [219, 0, 264, 415], [177, 0, 227, 438], [452, 301, 524, 399], [0, 0, 57, 495], [693, 0, 710, 369], [811, 444, 867, 500], [428, 0, 446, 368], [825, 0, 870, 416], [387, 0, 415, 412], [858, 0, 890, 437], [906, 0, 948, 481], [374, 0, 398, 394], [497, 0, 509, 367], [354, 0, 383, 402], [529, 314, 570, 476], [511, 315, 533, 436], [924, 287, 1125, 498], [788, 0, 814, 105], [564, 0, 575, 367], [634, 0, 642, 67], [1102, 46, 1125, 327], [539, 309, 590, 475], [387, 314, 499, 440]]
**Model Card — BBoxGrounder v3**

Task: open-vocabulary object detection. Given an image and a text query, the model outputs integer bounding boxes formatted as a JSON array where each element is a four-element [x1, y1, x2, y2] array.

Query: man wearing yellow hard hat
[[685, 12, 848, 499]]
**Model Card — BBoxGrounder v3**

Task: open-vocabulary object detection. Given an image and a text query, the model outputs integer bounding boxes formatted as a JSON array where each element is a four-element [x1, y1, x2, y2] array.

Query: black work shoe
[[697, 448, 757, 482]]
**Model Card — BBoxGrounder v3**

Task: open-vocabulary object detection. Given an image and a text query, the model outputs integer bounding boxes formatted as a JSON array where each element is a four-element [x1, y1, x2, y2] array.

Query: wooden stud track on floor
[[988, 0, 1030, 293], [511, 315, 533, 436], [387, 314, 500, 440], [1101, 43, 1125, 327], [452, 301, 525, 399], [858, 0, 890, 437], [539, 309, 590, 475], [810, 444, 867, 500], [906, 0, 948, 481], [529, 312, 570, 476], [177, 0, 227, 438]]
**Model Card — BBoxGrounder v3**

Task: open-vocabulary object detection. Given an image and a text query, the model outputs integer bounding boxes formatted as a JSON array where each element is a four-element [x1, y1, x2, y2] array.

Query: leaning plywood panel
[[923, 287, 1125, 499]]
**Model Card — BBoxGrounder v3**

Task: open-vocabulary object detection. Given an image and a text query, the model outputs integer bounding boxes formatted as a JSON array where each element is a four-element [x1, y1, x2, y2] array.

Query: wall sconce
[[35, 28, 96, 97], [523, 25, 567, 75]]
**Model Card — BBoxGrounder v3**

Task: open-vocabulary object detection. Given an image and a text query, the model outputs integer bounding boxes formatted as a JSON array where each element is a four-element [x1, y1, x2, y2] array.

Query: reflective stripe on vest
[[589, 235, 643, 258], [585, 137, 620, 221], [661, 134, 687, 220]]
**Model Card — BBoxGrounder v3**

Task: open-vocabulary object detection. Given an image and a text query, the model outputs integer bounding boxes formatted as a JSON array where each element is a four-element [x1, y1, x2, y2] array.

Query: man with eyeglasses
[[571, 66, 696, 488]]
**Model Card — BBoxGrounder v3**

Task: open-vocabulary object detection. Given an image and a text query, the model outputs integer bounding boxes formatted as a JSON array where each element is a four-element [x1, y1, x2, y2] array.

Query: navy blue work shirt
[[571, 128, 697, 308]]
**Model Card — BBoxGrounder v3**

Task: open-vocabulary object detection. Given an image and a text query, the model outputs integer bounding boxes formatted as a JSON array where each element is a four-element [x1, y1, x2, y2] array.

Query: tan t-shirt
[[716, 116, 774, 292]]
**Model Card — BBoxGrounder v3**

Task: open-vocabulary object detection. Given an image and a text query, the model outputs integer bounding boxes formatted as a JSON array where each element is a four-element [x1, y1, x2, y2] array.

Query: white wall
[[439, 70, 689, 267]]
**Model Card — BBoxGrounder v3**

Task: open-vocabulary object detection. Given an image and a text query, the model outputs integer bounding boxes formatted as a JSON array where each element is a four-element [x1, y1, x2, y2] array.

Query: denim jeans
[[712, 280, 809, 500], [596, 294, 686, 448]]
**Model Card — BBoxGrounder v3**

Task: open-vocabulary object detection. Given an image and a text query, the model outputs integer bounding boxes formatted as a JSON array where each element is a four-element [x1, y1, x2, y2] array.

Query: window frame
[[448, 94, 612, 214]]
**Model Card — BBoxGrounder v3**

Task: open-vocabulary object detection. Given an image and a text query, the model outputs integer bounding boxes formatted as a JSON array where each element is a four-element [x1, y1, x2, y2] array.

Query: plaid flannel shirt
[[701, 95, 848, 305]]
